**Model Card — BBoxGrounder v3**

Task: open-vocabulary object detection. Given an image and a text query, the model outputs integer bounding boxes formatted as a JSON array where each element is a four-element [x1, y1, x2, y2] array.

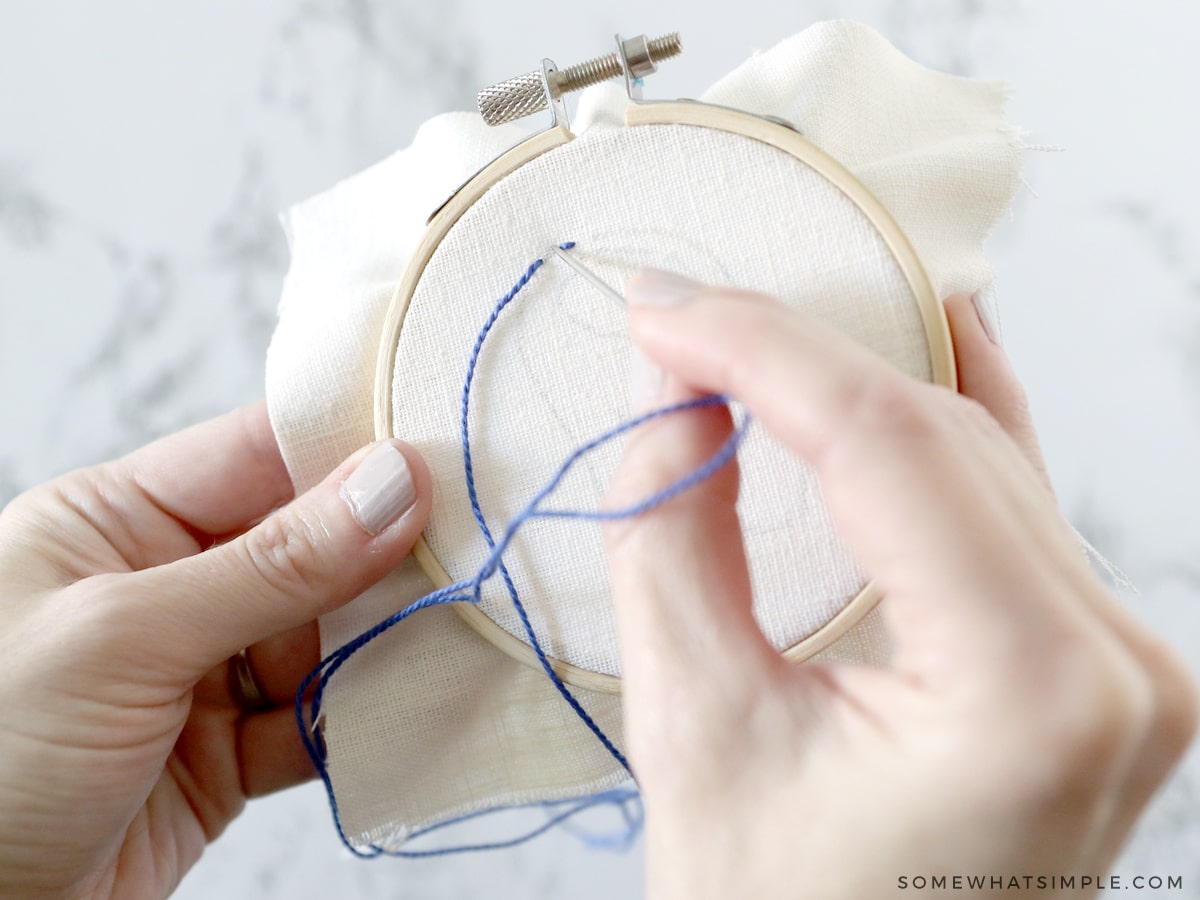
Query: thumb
[[127, 439, 432, 676], [945, 291, 1052, 489]]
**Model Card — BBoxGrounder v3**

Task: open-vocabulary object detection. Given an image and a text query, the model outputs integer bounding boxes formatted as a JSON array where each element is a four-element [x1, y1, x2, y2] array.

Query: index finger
[[114, 401, 295, 537], [626, 278, 1088, 665]]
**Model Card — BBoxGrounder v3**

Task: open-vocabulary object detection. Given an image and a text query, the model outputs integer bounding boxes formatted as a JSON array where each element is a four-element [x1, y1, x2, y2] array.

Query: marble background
[[2, 0, 1198, 896]]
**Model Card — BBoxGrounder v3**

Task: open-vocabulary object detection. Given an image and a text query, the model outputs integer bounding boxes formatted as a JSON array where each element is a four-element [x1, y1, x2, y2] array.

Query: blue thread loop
[[295, 242, 750, 857]]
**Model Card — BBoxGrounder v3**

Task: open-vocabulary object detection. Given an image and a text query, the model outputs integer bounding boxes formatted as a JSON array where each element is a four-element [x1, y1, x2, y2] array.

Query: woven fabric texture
[[265, 21, 1022, 847], [396, 122, 926, 677]]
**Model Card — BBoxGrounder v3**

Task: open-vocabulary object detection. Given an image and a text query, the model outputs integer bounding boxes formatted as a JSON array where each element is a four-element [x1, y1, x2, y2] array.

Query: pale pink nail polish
[[972, 284, 1003, 346], [340, 443, 416, 535]]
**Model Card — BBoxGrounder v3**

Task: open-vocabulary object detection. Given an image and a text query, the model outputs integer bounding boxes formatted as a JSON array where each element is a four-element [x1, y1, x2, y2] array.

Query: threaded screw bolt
[[477, 33, 682, 127]]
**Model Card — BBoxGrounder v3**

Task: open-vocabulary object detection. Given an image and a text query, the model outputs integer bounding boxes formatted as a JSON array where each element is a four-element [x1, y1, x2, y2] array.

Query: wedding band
[[229, 649, 272, 713]]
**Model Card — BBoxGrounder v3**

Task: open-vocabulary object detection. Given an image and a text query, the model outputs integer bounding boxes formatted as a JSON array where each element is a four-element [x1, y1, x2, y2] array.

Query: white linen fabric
[[266, 21, 1022, 847], [395, 121, 925, 679]]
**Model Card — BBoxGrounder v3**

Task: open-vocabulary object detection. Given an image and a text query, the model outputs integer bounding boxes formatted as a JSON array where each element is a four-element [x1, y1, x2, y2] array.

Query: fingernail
[[629, 345, 664, 412], [627, 268, 703, 307], [340, 442, 416, 535], [971, 284, 1003, 346]]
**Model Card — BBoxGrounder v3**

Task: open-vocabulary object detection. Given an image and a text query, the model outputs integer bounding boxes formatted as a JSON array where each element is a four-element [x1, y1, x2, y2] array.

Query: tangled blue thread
[[295, 241, 750, 857]]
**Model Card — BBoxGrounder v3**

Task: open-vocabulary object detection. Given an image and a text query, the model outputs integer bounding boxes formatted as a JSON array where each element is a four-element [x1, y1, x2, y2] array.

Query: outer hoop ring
[[374, 102, 957, 695]]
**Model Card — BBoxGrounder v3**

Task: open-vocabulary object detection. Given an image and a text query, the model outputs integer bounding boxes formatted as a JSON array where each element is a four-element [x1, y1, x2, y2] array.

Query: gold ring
[[228, 650, 271, 713]]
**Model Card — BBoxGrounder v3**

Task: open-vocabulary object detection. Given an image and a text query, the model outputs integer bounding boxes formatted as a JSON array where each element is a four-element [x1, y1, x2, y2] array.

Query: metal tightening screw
[[477, 32, 682, 127]]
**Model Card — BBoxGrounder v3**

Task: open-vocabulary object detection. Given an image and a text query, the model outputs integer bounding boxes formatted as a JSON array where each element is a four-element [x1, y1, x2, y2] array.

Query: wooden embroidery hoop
[[372, 35, 957, 696]]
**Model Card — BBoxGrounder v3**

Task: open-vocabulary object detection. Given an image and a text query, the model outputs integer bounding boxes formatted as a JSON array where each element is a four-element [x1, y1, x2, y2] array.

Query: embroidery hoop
[[372, 34, 957, 695]]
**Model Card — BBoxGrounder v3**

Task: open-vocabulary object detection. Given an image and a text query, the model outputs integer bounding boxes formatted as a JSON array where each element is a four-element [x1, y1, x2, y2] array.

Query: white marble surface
[[2, 1, 1198, 896]]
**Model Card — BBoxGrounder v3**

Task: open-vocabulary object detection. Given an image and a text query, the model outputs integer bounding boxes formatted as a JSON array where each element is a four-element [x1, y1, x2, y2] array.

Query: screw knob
[[477, 32, 682, 127]]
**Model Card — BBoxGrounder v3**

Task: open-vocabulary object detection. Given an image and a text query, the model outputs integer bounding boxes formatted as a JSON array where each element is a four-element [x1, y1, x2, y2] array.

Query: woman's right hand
[[603, 274, 1198, 899]]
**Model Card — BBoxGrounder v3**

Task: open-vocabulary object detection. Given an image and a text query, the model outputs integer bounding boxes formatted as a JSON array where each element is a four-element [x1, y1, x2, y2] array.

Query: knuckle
[[0, 481, 57, 531], [992, 619, 1197, 814], [824, 376, 945, 464], [1019, 651, 1156, 795], [848, 376, 936, 435], [0, 479, 91, 570], [1143, 638, 1200, 759], [1032, 633, 1200, 793], [2, 469, 118, 535], [237, 508, 329, 598]]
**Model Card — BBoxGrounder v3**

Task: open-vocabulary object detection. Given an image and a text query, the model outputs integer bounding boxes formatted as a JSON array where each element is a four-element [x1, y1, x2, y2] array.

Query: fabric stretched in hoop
[[265, 20, 1023, 849]]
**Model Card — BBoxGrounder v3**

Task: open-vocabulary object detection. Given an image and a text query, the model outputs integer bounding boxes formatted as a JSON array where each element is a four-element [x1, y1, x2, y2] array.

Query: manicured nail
[[340, 442, 416, 535], [972, 284, 1003, 346], [629, 345, 664, 412], [627, 268, 703, 307]]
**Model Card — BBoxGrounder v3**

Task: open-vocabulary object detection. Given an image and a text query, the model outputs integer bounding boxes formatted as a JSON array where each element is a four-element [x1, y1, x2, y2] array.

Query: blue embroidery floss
[[295, 242, 751, 857]]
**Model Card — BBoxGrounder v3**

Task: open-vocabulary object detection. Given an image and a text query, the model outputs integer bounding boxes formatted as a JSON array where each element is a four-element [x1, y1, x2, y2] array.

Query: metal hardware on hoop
[[476, 32, 683, 129]]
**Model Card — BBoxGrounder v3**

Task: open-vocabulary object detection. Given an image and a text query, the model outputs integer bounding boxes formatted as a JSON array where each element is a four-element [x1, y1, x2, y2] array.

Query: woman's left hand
[[0, 403, 431, 899]]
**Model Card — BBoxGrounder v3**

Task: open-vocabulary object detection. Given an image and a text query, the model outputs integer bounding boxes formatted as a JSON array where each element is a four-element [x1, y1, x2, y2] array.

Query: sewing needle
[[551, 245, 626, 307]]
